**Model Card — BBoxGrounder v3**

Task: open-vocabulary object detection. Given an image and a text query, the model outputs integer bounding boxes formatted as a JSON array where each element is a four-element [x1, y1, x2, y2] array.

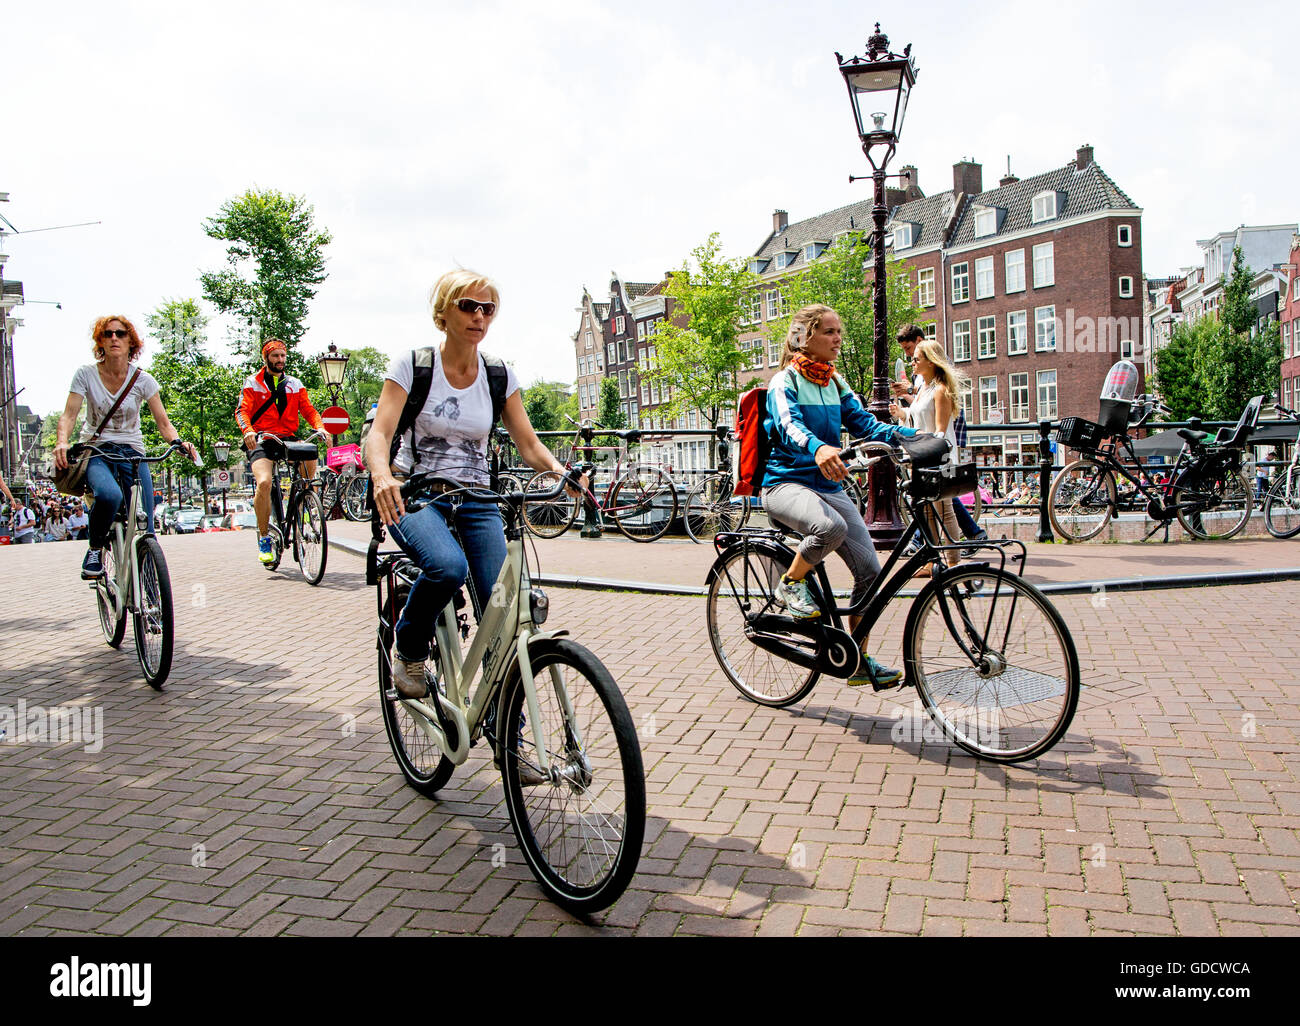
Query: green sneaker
[[848, 655, 904, 689], [774, 574, 820, 619]]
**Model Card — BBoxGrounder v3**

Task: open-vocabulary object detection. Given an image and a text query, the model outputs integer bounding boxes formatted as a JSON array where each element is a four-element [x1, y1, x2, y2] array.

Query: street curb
[[327, 535, 1300, 599]]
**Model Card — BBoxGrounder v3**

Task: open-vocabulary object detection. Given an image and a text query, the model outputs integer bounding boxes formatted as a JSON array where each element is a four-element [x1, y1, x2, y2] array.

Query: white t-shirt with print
[[384, 349, 519, 486], [70, 364, 161, 453]]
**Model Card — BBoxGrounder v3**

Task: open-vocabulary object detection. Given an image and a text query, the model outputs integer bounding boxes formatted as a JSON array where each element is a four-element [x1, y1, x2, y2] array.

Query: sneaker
[[848, 655, 904, 690], [391, 654, 428, 699], [962, 530, 990, 559], [81, 548, 104, 580], [774, 573, 820, 619], [257, 536, 275, 564]]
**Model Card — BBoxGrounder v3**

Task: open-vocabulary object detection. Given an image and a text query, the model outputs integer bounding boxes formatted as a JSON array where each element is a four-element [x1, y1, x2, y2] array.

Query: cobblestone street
[[1, 531, 1298, 936]]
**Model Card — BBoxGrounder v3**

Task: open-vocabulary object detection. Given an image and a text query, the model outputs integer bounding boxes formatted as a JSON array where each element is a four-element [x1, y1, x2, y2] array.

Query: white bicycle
[[367, 470, 645, 914], [82, 440, 202, 689]]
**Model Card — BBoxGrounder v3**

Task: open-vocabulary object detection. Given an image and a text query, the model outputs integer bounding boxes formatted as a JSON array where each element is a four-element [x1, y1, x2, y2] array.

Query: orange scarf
[[792, 353, 834, 387]]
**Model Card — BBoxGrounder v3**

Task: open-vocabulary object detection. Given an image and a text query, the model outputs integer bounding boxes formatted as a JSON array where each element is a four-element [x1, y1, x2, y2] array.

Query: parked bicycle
[[706, 434, 1080, 763], [254, 431, 329, 584], [1263, 401, 1300, 538], [368, 470, 645, 913], [84, 439, 201, 689], [522, 415, 677, 541], [318, 454, 371, 522], [683, 425, 751, 543], [1048, 394, 1261, 542]]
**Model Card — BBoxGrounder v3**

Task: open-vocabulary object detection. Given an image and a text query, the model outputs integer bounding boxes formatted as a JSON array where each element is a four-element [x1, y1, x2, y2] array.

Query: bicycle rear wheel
[[96, 543, 126, 648], [295, 489, 328, 585], [609, 466, 677, 542], [903, 566, 1079, 762], [378, 581, 454, 796], [1048, 459, 1115, 541], [1175, 467, 1252, 540], [705, 544, 820, 707], [521, 471, 579, 538], [343, 475, 370, 521], [500, 639, 644, 914], [683, 474, 745, 543], [318, 468, 339, 516], [133, 536, 175, 689], [1264, 468, 1300, 538]]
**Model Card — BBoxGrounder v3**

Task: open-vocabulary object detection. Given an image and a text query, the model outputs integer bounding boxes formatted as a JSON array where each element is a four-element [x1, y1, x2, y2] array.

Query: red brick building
[[1279, 234, 1300, 412]]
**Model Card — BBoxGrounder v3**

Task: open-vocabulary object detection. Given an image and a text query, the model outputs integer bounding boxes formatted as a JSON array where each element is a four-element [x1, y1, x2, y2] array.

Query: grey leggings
[[763, 482, 881, 605]]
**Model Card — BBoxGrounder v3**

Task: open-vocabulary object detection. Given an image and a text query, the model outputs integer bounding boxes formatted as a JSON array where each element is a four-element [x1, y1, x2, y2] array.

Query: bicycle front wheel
[[683, 474, 745, 543], [500, 639, 645, 914], [295, 489, 328, 585], [1048, 459, 1115, 541], [1264, 468, 1300, 539], [133, 536, 175, 689], [521, 471, 579, 538], [97, 543, 126, 648], [609, 466, 677, 542], [705, 544, 820, 707], [1175, 467, 1252, 540], [318, 468, 339, 516], [904, 566, 1079, 762], [342, 475, 370, 521]]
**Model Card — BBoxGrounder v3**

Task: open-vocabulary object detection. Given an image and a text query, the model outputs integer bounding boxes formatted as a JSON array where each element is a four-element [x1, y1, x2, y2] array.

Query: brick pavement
[[1, 532, 1298, 936]]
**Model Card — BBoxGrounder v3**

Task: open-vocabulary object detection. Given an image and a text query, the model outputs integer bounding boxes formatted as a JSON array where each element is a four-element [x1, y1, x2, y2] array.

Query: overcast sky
[[4, 0, 1296, 416]]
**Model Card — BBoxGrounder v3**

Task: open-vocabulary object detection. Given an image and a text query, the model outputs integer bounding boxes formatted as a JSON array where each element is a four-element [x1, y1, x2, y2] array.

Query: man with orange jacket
[[236, 338, 327, 564]]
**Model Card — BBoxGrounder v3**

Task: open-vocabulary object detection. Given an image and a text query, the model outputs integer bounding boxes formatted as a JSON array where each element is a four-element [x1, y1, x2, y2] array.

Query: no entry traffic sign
[[321, 406, 351, 435]]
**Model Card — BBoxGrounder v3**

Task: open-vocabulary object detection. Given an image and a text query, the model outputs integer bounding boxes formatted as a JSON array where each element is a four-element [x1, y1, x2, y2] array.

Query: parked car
[[198, 514, 232, 533], [173, 509, 206, 534], [229, 512, 259, 531]]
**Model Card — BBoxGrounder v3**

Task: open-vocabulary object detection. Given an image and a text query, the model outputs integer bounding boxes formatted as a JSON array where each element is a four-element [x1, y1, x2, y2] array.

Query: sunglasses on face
[[454, 298, 496, 317], [102, 329, 130, 339]]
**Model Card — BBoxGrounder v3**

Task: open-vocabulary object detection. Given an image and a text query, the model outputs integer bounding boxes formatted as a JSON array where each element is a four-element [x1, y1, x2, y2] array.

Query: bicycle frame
[[98, 471, 148, 622], [376, 504, 576, 775]]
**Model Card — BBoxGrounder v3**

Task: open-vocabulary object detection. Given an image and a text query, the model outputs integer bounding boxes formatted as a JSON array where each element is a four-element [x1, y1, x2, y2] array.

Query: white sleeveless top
[[904, 380, 956, 448]]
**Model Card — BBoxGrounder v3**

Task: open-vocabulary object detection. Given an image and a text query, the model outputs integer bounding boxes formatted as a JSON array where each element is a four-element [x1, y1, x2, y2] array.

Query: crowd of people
[[0, 476, 90, 544]]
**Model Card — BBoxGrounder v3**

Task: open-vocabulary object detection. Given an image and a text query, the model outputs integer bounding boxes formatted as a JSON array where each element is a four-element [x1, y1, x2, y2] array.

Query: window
[[952, 320, 972, 362], [975, 257, 995, 299], [748, 258, 768, 274], [923, 323, 937, 342], [585, 330, 593, 349], [1117, 224, 1132, 247], [775, 251, 795, 269], [617, 340, 626, 363], [1032, 242, 1054, 288], [607, 343, 615, 365], [641, 381, 649, 405], [1032, 191, 1057, 222], [650, 381, 660, 404], [1286, 379, 1293, 410], [804, 243, 820, 262], [618, 369, 628, 398], [596, 352, 603, 371], [1035, 306, 1057, 351], [629, 402, 638, 429], [1007, 311, 1028, 355], [1118, 276, 1134, 298], [1121, 338, 1134, 360], [952, 262, 970, 303], [1285, 321, 1292, 357], [768, 337, 781, 366], [638, 320, 647, 341], [893, 224, 913, 249], [750, 339, 763, 370], [744, 292, 761, 325], [958, 380, 973, 419], [974, 208, 997, 238], [766, 290, 780, 319], [979, 376, 999, 423], [917, 267, 935, 307], [1005, 249, 1025, 293], [977, 316, 996, 358], [1010, 372, 1029, 421], [1037, 370, 1058, 419], [615, 315, 625, 334]]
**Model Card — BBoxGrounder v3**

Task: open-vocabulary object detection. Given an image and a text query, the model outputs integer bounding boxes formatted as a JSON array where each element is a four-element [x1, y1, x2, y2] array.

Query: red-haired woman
[[53, 315, 197, 579]]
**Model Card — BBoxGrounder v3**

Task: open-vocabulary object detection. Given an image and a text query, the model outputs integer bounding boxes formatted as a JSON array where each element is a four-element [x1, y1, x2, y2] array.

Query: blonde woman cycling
[[889, 339, 967, 576]]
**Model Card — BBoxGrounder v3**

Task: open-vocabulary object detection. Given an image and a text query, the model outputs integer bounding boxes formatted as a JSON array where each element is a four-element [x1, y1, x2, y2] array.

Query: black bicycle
[[706, 435, 1080, 763], [683, 425, 751, 543], [1048, 394, 1261, 542], [255, 431, 328, 585]]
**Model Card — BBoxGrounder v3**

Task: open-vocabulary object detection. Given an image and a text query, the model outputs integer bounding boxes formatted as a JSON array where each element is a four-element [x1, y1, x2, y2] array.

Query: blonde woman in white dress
[[889, 339, 966, 576]]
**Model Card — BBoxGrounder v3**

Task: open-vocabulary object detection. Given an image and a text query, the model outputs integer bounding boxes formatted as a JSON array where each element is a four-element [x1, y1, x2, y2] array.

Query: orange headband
[[262, 338, 288, 358]]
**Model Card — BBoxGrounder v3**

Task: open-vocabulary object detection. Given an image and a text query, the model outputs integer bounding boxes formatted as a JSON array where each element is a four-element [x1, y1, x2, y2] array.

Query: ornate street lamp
[[213, 437, 231, 515], [837, 23, 918, 545], [317, 343, 349, 406]]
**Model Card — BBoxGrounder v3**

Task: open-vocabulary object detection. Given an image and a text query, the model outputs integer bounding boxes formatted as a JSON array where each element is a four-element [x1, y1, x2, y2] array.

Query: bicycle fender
[[704, 535, 792, 587]]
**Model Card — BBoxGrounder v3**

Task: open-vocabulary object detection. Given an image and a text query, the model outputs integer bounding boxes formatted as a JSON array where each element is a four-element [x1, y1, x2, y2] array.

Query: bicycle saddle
[[284, 441, 319, 463], [899, 433, 949, 469]]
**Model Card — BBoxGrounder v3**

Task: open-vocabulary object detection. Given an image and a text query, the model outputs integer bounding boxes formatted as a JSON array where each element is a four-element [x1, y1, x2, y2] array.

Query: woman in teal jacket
[[763, 304, 916, 688]]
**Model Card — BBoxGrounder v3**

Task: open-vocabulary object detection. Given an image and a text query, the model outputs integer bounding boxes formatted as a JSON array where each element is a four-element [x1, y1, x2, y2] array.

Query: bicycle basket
[[1056, 417, 1106, 452]]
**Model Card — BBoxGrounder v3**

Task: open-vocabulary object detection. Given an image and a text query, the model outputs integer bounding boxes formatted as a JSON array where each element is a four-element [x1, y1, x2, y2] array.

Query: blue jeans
[[389, 496, 507, 662], [86, 443, 154, 548]]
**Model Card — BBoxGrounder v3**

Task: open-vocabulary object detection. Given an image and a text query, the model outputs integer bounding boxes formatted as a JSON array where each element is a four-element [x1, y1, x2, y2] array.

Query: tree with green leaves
[[520, 380, 578, 437], [200, 188, 332, 369], [303, 346, 388, 446], [640, 233, 759, 433], [1220, 246, 1257, 336], [1196, 319, 1281, 421], [766, 232, 930, 396], [1154, 319, 1209, 422], [595, 377, 626, 450]]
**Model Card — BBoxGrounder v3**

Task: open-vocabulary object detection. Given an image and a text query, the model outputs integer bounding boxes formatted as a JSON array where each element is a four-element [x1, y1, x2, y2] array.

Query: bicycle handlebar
[[79, 438, 202, 469], [401, 467, 584, 509]]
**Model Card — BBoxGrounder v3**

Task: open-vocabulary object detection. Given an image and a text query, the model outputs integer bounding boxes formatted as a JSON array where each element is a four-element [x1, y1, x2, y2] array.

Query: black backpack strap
[[481, 353, 509, 491], [370, 347, 435, 537], [249, 372, 288, 426]]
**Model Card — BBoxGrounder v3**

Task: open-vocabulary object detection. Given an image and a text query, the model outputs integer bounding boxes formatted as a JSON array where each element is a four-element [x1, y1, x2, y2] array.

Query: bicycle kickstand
[[1142, 518, 1171, 543]]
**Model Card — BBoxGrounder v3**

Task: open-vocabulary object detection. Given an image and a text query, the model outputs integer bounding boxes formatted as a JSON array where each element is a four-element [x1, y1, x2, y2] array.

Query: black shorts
[[248, 437, 316, 467]]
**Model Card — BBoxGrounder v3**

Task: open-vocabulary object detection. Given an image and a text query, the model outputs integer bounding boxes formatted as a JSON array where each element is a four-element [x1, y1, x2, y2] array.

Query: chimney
[[1076, 143, 1094, 170], [773, 209, 788, 234], [999, 155, 1019, 188], [952, 160, 982, 197]]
